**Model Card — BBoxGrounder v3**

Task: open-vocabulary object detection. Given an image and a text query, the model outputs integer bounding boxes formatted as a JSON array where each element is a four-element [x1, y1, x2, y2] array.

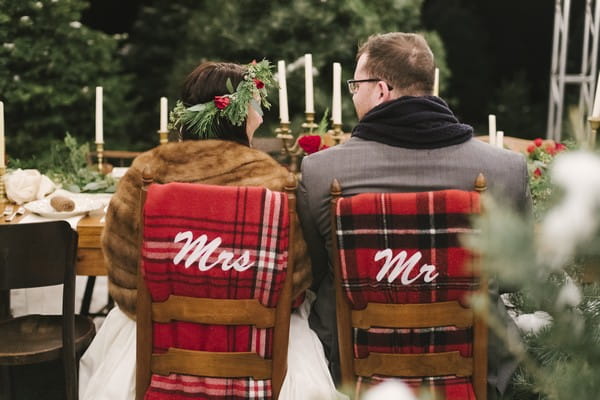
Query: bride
[[79, 60, 345, 400]]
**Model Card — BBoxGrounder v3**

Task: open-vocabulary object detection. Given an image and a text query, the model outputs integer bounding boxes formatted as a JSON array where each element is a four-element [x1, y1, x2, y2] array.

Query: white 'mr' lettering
[[173, 231, 255, 272], [374, 249, 439, 284]]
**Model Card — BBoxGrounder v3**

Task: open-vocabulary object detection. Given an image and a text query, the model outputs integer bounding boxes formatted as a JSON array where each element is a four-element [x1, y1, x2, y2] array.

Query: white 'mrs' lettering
[[173, 231, 255, 272]]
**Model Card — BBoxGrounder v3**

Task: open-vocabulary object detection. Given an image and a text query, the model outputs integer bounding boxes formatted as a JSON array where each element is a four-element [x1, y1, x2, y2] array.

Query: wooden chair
[[86, 149, 142, 168], [136, 167, 297, 400], [331, 174, 488, 400], [0, 221, 96, 400]]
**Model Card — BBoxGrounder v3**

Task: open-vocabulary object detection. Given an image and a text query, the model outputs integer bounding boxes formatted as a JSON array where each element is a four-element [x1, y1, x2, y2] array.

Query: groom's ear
[[376, 81, 395, 103]]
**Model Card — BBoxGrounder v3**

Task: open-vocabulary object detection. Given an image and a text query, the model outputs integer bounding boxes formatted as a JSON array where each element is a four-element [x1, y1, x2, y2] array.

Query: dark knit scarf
[[351, 95, 473, 149]]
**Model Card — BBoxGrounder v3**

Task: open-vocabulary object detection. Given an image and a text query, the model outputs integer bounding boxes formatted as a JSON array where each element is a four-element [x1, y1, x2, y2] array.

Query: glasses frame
[[346, 78, 394, 94]]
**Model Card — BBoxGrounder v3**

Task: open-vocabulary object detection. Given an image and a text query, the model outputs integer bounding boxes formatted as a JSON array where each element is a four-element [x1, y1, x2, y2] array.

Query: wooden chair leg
[[63, 352, 77, 400], [0, 365, 11, 400], [0, 290, 10, 321], [80, 277, 96, 315]]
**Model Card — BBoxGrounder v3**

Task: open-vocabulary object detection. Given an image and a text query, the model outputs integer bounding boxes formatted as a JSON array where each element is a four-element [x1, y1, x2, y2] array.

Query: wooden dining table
[[0, 203, 107, 276]]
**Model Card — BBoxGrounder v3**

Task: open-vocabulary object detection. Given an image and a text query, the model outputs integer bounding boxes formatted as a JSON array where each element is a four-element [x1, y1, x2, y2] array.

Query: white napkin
[[3, 168, 55, 204], [18, 213, 85, 230], [108, 167, 128, 179]]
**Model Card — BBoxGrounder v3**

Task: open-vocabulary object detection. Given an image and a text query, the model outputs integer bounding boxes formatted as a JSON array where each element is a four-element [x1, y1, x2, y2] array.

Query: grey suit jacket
[[297, 136, 531, 391]]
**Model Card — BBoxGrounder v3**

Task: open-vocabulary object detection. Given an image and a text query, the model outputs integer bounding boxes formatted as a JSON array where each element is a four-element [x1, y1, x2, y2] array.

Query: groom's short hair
[[357, 32, 435, 96]]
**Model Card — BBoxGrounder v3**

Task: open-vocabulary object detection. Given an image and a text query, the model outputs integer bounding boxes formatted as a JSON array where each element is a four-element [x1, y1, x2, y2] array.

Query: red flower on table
[[555, 142, 567, 152], [533, 138, 543, 147], [214, 96, 230, 110], [545, 144, 557, 156], [533, 168, 543, 178], [298, 135, 322, 154], [527, 144, 536, 154], [253, 78, 265, 89]]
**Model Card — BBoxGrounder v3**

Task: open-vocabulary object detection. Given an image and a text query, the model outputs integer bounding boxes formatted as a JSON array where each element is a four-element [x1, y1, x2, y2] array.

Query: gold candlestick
[[158, 129, 169, 145], [330, 123, 344, 145], [0, 165, 6, 204], [95, 142, 104, 173], [275, 121, 303, 173], [301, 112, 318, 135], [588, 117, 600, 149]]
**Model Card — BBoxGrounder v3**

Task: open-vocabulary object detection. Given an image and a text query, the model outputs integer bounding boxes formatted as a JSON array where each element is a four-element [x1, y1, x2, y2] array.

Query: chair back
[[136, 168, 296, 400], [0, 221, 89, 400], [331, 175, 488, 400], [0, 221, 78, 291]]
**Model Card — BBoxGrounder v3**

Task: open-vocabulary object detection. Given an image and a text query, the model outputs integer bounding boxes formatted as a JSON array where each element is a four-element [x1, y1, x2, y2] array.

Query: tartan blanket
[[335, 190, 480, 398], [141, 182, 289, 400]]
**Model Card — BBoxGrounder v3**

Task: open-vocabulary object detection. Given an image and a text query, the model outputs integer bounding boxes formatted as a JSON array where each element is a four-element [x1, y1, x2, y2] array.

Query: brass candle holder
[[0, 165, 7, 204], [95, 141, 104, 173], [329, 123, 344, 145], [588, 117, 600, 149], [275, 121, 303, 173], [301, 112, 318, 135], [158, 129, 169, 145]]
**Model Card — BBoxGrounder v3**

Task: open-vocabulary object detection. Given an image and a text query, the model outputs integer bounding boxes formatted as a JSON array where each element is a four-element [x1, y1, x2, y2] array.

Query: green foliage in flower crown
[[169, 60, 276, 138]]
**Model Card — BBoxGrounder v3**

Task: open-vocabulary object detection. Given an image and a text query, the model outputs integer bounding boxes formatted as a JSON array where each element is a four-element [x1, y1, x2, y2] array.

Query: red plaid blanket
[[141, 182, 289, 400], [335, 190, 480, 399]]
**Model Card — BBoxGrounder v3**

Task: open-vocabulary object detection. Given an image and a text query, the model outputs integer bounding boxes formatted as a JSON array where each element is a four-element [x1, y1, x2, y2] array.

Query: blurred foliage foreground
[[467, 143, 600, 399]]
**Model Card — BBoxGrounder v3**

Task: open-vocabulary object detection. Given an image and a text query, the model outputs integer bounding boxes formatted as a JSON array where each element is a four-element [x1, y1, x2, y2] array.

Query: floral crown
[[169, 59, 276, 138]]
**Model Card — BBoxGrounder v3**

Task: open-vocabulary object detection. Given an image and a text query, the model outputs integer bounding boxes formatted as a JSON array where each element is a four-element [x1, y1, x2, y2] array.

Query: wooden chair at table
[[331, 174, 488, 400], [86, 149, 142, 169], [136, 167, 297, 400], [0, 221, 96, 400]]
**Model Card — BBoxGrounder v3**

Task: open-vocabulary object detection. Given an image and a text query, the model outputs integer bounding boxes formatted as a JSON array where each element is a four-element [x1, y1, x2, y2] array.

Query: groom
[[297, 32, 531, 398]]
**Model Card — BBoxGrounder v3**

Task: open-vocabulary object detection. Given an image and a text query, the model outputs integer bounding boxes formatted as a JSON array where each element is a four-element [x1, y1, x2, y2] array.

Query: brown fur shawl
[[101, 139, 312, 319]]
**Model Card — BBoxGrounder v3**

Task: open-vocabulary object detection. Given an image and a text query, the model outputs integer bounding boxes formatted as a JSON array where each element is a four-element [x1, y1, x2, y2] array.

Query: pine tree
[[468, 148, 600, 400], [125, 0, 448, 144], [0, 0, 133, 161]]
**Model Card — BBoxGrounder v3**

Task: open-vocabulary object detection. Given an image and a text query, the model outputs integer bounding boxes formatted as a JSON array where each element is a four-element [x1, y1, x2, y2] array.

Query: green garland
[[169, 59, 276, 138]]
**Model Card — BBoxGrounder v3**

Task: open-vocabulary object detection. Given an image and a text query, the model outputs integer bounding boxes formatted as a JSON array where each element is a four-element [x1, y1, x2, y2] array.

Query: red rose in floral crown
[[214, 96, 230, 110], [253, 78, 265, 89]]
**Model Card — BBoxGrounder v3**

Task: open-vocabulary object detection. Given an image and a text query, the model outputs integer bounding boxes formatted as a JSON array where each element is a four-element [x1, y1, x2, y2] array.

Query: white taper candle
[[433, 67, 439, 97], [332, 62, 342, 125], [496, 130, 504, 148], [160, 97, 168, 132], [488, 114, 496, 146], [95, 86, 103, 143], [277, 60, 289, 123], [304, 54, 314, 113]]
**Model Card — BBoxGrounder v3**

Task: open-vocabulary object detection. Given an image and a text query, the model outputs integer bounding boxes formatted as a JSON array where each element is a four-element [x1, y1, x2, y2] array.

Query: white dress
[[79, 291, 348, 400]]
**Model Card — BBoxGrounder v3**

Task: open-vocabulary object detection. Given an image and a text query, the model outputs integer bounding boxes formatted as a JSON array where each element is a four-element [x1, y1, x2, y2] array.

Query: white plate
[[24, 197, 105, 218]]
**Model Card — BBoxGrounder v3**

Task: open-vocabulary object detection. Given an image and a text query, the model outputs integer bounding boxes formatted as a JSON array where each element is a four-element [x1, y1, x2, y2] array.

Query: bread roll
[[50, 196, 76, 212]]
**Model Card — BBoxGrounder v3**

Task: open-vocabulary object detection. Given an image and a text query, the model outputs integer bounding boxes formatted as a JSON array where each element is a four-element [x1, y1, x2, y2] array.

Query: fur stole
[[102, 139, 311, 319]]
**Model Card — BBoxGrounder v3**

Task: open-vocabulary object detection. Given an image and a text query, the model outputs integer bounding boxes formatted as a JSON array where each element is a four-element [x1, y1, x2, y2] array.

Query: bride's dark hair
[[180, 62, 249, 146]]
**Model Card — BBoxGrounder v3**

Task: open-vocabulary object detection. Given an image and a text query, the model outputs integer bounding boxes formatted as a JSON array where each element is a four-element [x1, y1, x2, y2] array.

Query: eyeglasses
[[346, 78, 394, 94]]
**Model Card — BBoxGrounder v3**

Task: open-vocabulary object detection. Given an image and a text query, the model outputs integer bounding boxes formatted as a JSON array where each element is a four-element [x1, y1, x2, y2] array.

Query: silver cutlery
[[5, 206, 25, 222], [2, 205, 14, 217]]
